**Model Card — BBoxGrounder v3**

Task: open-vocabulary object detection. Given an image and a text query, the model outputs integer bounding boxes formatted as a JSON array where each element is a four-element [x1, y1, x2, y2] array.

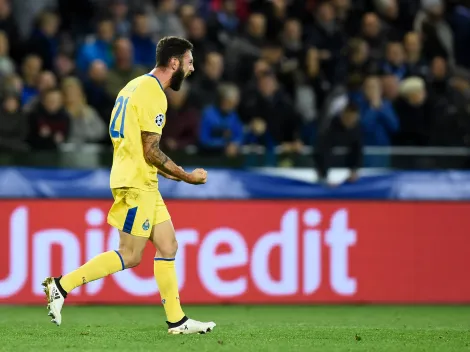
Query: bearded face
[[169, 61, 186, 91]]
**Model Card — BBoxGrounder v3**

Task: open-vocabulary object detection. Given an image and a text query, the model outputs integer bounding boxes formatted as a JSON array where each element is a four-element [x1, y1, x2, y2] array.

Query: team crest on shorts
[[142, 219, 150, 231], [155, 114, 165, 127]]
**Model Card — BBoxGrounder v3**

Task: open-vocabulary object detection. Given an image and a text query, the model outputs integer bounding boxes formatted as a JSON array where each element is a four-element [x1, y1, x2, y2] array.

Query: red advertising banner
[[0, 200, 469, 304]]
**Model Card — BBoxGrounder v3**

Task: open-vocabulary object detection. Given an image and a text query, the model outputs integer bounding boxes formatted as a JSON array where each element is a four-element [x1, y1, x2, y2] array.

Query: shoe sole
[[168, 326, 215, 335], [42, 277, 61, 326]]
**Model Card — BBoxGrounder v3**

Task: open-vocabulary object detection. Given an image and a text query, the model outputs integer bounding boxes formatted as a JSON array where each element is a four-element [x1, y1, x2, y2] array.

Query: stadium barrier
[[1, 200, 469, 304]]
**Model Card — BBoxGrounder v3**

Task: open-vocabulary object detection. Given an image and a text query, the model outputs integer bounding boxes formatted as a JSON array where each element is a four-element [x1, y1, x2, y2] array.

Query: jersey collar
[[145, 73, 164, 91]]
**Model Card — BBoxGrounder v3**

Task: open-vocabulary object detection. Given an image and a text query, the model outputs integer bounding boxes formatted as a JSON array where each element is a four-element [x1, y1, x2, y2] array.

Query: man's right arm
[[141, 131, 207, 184]]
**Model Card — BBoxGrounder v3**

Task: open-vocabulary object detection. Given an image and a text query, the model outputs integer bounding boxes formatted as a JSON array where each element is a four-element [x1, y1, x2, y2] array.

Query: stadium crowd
[[0, 0, 470, 168]]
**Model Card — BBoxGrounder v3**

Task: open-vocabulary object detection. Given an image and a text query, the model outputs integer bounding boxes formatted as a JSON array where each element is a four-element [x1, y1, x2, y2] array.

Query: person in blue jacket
[[353, 75, 399, 167], [199, 83, 244, 157]]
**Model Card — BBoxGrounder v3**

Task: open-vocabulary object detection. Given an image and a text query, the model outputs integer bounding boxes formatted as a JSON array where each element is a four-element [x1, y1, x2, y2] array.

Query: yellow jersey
[[109, 74, 167, 191]]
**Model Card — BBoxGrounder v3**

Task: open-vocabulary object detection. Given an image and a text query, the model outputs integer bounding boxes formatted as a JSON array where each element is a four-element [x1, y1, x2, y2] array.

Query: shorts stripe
[[123, 207, 138, 233]]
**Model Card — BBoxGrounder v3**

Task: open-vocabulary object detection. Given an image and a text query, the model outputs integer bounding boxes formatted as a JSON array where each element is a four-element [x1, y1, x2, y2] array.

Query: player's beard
[[169, 66, 185, 91]]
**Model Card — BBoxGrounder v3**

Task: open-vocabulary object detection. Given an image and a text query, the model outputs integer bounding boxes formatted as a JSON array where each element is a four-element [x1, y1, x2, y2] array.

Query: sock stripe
[[114, 250, 125, 270], [154, 257, 175, 261]]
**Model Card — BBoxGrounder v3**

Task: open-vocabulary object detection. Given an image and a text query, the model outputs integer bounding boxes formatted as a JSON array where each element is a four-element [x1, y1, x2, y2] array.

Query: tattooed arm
[[141, 131, 207, 184]]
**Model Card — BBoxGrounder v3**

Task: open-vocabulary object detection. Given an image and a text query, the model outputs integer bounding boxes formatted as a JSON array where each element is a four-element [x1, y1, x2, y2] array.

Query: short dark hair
[[156, 36, 193, 68]]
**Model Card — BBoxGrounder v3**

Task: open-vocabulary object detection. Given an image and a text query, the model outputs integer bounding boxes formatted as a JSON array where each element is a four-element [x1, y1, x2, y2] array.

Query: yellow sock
[[60, 250, 124, 293], [154, 258, 185, 323]]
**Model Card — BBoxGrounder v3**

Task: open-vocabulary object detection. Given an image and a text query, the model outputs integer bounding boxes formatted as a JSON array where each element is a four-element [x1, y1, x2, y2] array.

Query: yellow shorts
[[107, 187, 171, 238]]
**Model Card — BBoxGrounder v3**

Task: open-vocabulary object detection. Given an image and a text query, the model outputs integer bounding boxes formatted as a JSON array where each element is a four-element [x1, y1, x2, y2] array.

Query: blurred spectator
[[394, 76, 435, 145], [263, 0, 289, 41], [178, 4, 196, 32], [27, 11, 60, 71], [0, 73, 22, 97], [206, 0, 240, 50], [76, 17, 115, 73], [381, 41, 408, 80], [164, 82, 200, 151], [148, 0, 185, 38], [84, 60, 114, 124], [189, 51, 224, 109], [305, 1, 345, 84], [199, 83, 243, 157], [356, 75, 399, 146], [54, 53, 77, 80], [381, 74, 400, 102], [105, 38, 146, 99], [0, 0, 20, 62], [360, 12, 387, 61], [20, 54, 42, 106], [414, 0, 455, 65], [23, 70, 57, 113], [28, 88, 70, 150], [403, 31, 428, 77], [131, 12, 157, 69], [11, 0, 56, 40], [448, 1, 470, 69], [109, 0, 131, 37], [0, 30, 14, 79], [0, 93, 28, 151], [225, 12, 266, 80], [242, 71, 301, 152], [346, 38, 377, 82], [186, 16, 213, 73], [427, 56, 449, 101], [315, 102, 362, 184], [62, 77, 106, 144]]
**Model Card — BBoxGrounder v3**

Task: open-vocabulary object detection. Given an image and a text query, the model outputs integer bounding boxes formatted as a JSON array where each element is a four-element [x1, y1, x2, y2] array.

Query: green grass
[[0, 305, 469, 351]]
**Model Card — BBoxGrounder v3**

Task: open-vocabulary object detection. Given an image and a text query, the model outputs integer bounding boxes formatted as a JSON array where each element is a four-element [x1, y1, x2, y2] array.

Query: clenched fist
[[188, 168, 207, 185]]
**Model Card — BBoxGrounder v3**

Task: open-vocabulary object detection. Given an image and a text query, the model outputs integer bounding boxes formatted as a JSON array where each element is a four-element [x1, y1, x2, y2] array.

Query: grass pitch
[[0, 305, 469, 351]]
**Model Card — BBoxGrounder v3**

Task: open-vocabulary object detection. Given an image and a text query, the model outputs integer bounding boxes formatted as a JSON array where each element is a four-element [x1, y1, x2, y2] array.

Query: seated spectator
[[0, 0, 20, 64], [76, 18, 115, 72], [28, 88, 70, 150], [20, 54, 42, 106], [0, 93, 28, 151], [380, 41, 408, 80], [131, 12, 157, 70], [315, 102, 362, 184], [189, 51, 224, 109], [27, 11, 60, 71], [23, 70, 57, 113], [84, 60, 114, 124], [178, 4, 196, 32], [148, 0, 185, 38], [427, 56, 449, 101], [448, 1, 470, 69], [393, 76, 436, 146], [164, 82, 200, 151], [106, 38, 146, 99], [62, 77, 106, 144], [357, 75, 399, 146], [199, 83, 243, 157], [0, 73, 22, 97], [403, 31, 428, 77], [0, 30, 14, 79]]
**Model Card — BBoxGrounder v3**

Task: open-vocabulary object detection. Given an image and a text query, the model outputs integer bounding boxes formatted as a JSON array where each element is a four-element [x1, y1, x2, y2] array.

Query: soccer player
[[42, 37, 216, 335]]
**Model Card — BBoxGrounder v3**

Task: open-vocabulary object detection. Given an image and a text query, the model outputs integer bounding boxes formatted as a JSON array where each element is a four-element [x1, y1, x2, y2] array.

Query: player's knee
[[158, 238, 178, 258], [119, 247, 144, 268]]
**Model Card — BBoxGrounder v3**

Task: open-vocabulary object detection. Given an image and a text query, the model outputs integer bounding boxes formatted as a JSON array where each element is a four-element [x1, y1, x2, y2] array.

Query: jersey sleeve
[[136, 94, 165, 135]]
